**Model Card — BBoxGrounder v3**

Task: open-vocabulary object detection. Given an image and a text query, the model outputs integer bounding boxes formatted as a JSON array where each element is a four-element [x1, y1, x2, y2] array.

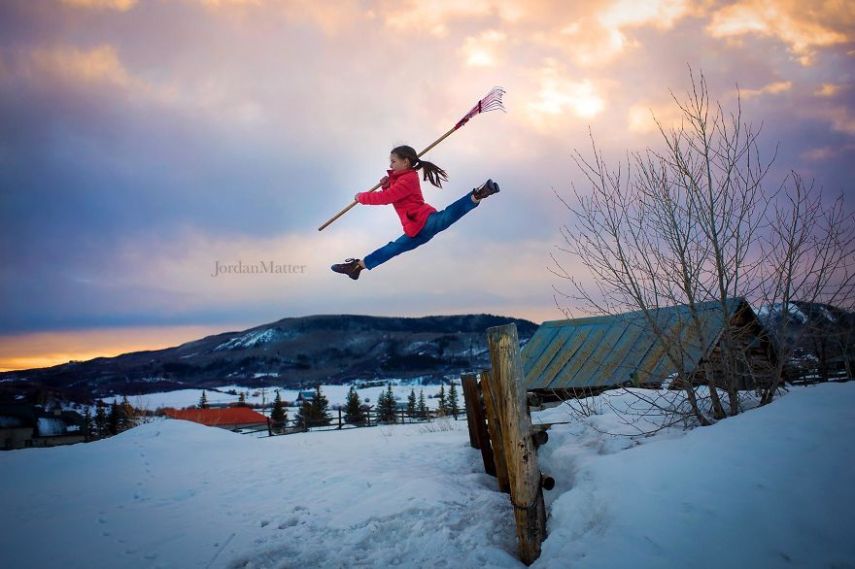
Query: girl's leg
[[363, 231, 430, 270], [420, 190, 479, 236]]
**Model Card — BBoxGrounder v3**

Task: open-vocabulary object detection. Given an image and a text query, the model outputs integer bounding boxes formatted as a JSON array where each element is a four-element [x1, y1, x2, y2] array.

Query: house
[[0, 403, 86, 450], [521, 298, 776, 399], [295, 390, 315, 403], [163, 407, 269, 431]]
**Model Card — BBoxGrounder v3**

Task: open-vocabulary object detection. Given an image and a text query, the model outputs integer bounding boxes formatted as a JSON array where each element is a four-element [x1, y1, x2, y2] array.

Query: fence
[[237, 406, 468, 437]]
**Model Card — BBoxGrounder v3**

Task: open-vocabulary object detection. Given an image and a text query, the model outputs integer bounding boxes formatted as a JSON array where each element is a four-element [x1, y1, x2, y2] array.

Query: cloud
[[29, 44, 133, 87], [707, 1, 852, 65], [542, 0, 697, 67], [460, 29, 507, 67], [740, 80, 792, 99], [627, 100, 686, 134], [383, 0, 493, 36], [525, 62, 606, 127], [815, 83, 842, 97], [60, 0, 137, 10]]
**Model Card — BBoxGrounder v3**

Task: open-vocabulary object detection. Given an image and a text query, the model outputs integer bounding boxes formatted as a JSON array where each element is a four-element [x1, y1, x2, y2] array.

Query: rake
[[317, 86, 506, 232]]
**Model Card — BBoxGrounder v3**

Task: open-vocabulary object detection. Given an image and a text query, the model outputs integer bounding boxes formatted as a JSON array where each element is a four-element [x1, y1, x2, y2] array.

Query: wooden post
[[461, 373, 481, 449], [486, 323, 547, 566], [480, 368, 510, 493], [338, 408, 342, 430], [473, 377, 496, 476]]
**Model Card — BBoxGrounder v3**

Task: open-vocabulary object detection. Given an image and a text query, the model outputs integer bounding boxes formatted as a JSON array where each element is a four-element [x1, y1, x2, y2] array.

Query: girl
[[331, 144, 500, 280]]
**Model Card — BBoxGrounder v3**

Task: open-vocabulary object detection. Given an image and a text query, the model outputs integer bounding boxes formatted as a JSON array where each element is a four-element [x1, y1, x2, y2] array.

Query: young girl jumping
[[330, 145, 500, 280]]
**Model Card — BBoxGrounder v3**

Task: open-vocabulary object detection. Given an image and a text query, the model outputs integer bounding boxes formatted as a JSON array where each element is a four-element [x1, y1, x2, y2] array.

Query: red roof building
[[163, 407, 268, 430]]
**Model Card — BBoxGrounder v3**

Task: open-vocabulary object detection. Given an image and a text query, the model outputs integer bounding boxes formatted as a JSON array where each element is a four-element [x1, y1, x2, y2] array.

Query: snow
[[36, 417, 67, 436], [100, 389, 217, 411], [1, 383, 853, 569], [758, 302, 809, 324], [213, 328, 294, 351]]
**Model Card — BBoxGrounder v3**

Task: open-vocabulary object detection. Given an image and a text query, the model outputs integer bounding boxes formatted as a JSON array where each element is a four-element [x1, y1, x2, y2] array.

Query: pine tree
[[447, 382, 459, 419], [95, 401, 107, 438], [198, 390, 209, 409], [296, 399, 312, 431], [377, 384, 396, 423], [120, 395, 135, 430], [270, 390, 287, 433], [238, 392, 247, 406], [406, 389, 417, 419], [310, 385, 331, 426], [82, 406, 93, 442], [417, 389, 429, 420], [437, 384, 447, 417], [108, 400, 120, 435], [344, 386, 365, 425]]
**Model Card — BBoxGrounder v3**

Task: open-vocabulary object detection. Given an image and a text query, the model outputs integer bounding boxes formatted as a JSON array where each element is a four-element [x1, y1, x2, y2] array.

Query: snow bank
[[1, 383, 853, 569], [534, 383, 855, 568]]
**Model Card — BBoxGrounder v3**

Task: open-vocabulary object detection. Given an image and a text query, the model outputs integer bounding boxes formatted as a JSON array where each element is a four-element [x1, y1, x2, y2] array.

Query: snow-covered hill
[[1, 383, 853, 568]]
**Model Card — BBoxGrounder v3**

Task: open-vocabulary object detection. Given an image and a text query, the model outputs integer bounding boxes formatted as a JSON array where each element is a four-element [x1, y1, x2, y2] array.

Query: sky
[[0, 0, 853, 371]]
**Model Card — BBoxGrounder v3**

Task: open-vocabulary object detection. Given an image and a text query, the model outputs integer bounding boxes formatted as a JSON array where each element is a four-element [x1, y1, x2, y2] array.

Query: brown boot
[[331, 258, 364, 280], [472, 178, 500, 200]]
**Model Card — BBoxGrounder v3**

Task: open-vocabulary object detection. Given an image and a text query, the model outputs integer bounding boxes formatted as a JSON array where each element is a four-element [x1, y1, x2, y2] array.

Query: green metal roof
[[522, 298, 749, 390]]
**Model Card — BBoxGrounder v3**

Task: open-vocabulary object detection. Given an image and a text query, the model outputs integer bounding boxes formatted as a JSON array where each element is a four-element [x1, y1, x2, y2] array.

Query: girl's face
[[389, 153, 410, 172]]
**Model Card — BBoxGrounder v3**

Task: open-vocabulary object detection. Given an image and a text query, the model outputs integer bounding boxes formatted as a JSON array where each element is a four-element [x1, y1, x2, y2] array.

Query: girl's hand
[[380, 176, 389, 185]]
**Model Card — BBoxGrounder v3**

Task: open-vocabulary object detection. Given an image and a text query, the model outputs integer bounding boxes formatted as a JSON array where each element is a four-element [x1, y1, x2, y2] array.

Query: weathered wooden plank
[[480, 368, 509, 492], [486, 323, 547, 565], [461, 373, 481, 449]]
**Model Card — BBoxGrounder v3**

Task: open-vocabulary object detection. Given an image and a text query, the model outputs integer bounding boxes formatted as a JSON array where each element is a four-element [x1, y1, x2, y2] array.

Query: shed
[[521, 298, 775, 398]]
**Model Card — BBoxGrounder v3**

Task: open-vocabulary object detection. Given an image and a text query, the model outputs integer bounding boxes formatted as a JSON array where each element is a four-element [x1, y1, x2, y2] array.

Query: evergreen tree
[[447, 382, 459, 419], [310, 385, 331, 426], [296, 399, 312, 431], [417, 390, 429, 420], [198, 390, 209, 409], [270, 390, 287, 433], [344, 386, 365, 425], [377, 384, 396, 423], [82, 406, 93, 442], [108, 400, 120, 436], [120, 395, 135, 430], [95, 401, 107, 438], [238, 392, 247, 406], [437, 384, 447, 417], [406, 389, 417, 419]]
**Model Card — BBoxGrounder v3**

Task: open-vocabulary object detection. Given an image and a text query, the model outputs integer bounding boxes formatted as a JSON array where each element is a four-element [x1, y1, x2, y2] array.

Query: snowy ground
[[3, 383, 854, 569]]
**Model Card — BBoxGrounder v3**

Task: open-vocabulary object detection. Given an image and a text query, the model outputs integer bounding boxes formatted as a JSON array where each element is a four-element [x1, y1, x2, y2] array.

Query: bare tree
[[551, 68, 855, 425], [757, 174, 855, 399]]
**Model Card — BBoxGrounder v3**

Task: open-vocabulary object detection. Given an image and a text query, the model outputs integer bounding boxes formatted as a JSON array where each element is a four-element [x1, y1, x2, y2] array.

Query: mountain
[[0, 314, 539, 402], [756, 301, 854, 380]]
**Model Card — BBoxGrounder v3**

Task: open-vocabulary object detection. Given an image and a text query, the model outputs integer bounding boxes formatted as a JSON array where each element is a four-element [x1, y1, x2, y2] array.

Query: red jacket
[[355, 168, 437, 237]]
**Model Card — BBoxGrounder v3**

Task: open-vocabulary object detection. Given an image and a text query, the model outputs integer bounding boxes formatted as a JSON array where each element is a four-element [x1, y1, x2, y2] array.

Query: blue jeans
[[363, 190, 480, 270]]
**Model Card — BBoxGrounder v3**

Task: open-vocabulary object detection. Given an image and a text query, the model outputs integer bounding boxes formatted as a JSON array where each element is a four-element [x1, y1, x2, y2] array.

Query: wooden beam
[[461, 373, 481, 449], [480, 368, 510, 492], [486, 323, 547, 566]]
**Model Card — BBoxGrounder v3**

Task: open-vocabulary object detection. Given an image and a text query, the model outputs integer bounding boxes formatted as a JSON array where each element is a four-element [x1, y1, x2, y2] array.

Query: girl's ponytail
[[413, 158, 448, 188], [391, 145, 448, 189]]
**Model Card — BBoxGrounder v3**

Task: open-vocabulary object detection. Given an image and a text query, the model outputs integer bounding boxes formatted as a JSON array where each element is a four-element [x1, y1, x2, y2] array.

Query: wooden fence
[[238, 406, 468, 437], [462, 323, 553, 566]]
